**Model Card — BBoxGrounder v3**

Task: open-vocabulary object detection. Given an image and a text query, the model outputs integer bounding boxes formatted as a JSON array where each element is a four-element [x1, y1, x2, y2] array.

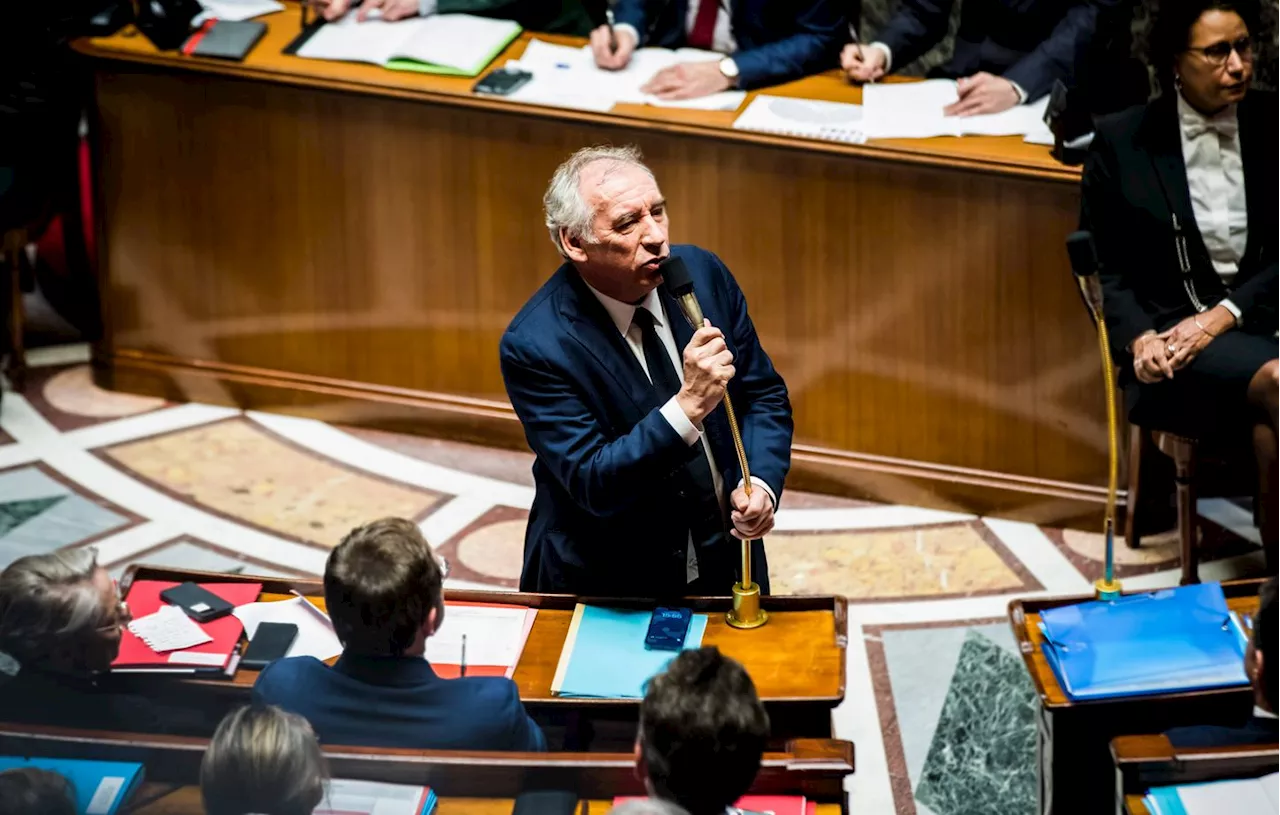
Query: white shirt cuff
[[417, 0, 435, 16], [869, 42, 893, 72], [1008, 80, 1028, 104], [1219, 299, 1243, 326], [614, 22, 640, 48], [737, 477, 778, 509], [660, 397, 702, 446]]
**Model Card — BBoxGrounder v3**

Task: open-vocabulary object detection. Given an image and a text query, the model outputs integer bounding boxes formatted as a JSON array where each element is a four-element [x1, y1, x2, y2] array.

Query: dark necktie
[[631, 307, 727, 563], [687, 0, 720, 51]]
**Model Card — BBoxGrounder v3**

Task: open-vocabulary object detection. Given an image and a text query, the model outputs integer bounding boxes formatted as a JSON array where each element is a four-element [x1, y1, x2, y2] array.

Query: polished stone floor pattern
[[0, 346, 1268, 815]]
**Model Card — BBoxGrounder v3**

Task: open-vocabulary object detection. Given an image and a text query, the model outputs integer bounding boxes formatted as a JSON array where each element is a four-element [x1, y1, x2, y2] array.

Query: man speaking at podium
[[500, 146, 793, 597]]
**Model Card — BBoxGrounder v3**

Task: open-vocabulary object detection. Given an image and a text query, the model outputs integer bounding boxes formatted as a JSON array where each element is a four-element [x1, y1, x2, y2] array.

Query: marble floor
[[0, 345, 1269, 815]]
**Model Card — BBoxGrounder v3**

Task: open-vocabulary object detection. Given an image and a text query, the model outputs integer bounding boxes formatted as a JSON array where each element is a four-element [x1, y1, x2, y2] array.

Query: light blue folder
[[0, 756, 144, 815], [552, 606, 709, 698], [1038, 583, 1249, 701]]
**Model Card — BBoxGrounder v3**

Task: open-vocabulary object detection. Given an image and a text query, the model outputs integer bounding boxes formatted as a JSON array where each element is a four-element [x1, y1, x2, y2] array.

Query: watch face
[[719, 58, 739, 79]]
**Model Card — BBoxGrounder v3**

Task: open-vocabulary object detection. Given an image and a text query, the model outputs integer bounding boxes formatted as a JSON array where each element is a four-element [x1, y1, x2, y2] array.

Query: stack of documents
[[233, 593, 344, 662], [425, 602, 537, 679], [1038, 583, 1250, 701], [861, 80, 1052, 141], [296, 13, 521, 77], [733, 95, 867, 144], [551, 605, 708, 698], [316, 779, 437, 815], [113, 580, 261, 674], [0, 757, 144, 815], [1145, 773, 1279, 815], [503, 39, 747, 112]]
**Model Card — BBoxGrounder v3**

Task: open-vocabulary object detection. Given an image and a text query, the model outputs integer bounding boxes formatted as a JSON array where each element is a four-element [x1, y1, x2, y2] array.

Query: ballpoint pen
[[460, 633, 467, 678], [606, 6, 618, 54]]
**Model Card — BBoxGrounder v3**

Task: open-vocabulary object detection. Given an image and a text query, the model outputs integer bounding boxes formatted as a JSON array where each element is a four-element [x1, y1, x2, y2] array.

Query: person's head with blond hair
[[201, 705, 327, 815], [0, 548, 130, 677]]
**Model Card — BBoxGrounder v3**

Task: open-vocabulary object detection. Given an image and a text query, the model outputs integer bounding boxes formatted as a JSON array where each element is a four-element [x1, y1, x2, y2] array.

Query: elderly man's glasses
[[1187, 36, 1254, 66]]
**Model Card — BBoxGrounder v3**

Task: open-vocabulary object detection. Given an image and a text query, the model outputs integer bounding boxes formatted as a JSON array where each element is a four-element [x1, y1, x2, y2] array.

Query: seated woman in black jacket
[[1082, 0, 1277, 563]]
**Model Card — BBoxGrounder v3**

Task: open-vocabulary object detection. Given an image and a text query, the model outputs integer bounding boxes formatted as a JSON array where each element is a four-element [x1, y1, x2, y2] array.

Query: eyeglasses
[[1186, 35, 1254, 67]]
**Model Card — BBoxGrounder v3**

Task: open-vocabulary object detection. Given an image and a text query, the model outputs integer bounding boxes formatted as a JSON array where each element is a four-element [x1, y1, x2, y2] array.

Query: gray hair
[[201, 705, 328, 815], [0, 548, 109, 673], [544, 144, 655, 259]]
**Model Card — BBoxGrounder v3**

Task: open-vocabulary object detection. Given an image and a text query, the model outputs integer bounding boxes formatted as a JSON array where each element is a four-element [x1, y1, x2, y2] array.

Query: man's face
[[564, 161, 670, 303]]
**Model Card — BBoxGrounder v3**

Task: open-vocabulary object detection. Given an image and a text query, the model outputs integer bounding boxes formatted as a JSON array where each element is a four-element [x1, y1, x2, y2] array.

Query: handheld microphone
[[1066, 230, 1104, 320], [657, 256, 705, 329]]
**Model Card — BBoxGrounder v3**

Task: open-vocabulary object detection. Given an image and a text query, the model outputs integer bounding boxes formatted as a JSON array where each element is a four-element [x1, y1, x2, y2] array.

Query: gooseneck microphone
[[657, 256, 768, 629], [1066, 231, 1122, 601]]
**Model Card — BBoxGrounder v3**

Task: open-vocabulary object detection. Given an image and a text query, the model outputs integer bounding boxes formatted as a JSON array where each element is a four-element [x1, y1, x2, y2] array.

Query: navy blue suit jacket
[[612, 0, 844, 90], [500, 245, 793, 597], [874, 0, 1106, 101], [252, 655, 547, 751], [1166, 716, 1280, 749]]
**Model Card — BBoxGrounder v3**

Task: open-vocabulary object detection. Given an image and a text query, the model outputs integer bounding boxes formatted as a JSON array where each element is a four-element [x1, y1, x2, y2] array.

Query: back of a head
[[201, 705, 327, 815], [0, 548, 113, 676], [1254, 578, 1276, 712], [324, 518, 443, 657], [639, 647, 770, 815], [0, 767, 76, 815]]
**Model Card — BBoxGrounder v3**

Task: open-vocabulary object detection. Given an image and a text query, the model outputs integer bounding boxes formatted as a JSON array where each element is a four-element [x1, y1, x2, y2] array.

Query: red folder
[[114, 580, 262, 669]]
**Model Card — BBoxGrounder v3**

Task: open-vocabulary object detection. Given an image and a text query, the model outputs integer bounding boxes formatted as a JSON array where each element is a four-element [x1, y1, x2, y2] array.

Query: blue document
[[0, 756, 144, 815], [553, 606, 709, 698], [1038, 583, 1249, 701]]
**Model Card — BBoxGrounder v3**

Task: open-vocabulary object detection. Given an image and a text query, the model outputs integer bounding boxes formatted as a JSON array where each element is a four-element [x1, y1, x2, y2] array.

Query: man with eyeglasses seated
[[0, 549, 210, 733]]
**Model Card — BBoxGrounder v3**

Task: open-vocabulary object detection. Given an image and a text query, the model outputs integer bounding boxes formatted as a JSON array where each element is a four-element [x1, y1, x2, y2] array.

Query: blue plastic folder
[[0, 756, 144, 815], [551, 605, 709, 698], [1038, 583, 1249, 701]]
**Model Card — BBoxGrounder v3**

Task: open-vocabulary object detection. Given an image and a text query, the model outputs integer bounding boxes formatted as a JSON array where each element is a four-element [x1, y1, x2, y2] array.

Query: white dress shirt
[[1178, 92, 1248, 286], [616, 0, 737, 54], [585, 283, 774, 582]]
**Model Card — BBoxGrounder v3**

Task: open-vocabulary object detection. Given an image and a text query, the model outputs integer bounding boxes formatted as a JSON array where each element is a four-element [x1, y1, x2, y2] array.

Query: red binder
[[114, 580, 262, 670]]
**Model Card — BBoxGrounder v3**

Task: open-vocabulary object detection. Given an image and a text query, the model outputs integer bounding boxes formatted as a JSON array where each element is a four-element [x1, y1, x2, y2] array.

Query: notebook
[[733, 95, 867, 144], [114, 580, 261, 671], [0, 757, 144, 815], [316, 779, 437, 815], [861, 80, 1051, 139], [550, 605, 708, 698], [1038, 583, 1250, 701], [182, 19, 267, 59], [295, 12, 521, 77]]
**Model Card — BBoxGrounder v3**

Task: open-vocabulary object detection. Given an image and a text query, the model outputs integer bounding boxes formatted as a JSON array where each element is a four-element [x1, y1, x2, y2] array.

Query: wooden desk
[[75, 11, 1106, 526], [1124, 794, 1151, 815], [1111, 734, 1279, 815], [1009, 580, 1266, 815], [115, 565, 846, 744]]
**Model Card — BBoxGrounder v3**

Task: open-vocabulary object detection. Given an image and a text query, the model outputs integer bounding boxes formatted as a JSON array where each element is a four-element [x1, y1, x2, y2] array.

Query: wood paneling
[[84, 15, 1107, 523]]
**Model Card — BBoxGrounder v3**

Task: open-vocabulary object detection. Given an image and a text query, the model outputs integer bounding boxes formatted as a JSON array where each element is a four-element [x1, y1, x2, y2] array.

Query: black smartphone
[[473, 66, 533, 97], [159, 582, 234, 623], [240, 622, 298, 670], [645, 607, 693, 651]]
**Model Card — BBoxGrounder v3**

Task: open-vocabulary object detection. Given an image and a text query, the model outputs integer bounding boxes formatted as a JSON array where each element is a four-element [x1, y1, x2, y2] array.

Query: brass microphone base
[[726, 582, 769, 629], [1094, 577, 1123, 601]]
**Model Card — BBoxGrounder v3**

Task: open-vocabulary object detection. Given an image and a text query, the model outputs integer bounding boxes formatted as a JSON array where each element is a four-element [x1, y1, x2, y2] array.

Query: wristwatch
[[718, 57, 740, 86]]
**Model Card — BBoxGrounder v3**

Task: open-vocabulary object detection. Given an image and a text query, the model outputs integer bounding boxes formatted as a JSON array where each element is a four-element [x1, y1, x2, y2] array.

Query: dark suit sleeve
[[1229, 262, 1277, 322], [504, 686, 547, 752], [1082, 123, 1154, 357], [500, 335, 695, 518], [612, 0, 647, 41], [710, 253, 793, 504], [874, 0, 956, 74], [1003, 0, 1103, 102], [731, 0, 845, 90]]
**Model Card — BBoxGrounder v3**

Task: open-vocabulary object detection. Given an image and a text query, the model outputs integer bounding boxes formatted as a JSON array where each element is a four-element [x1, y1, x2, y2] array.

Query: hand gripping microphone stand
[[1067, 231, 1123, 601], [658, 257, 769, 629]]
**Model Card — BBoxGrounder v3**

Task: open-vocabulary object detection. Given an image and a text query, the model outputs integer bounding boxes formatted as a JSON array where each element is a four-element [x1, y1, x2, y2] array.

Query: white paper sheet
[[233, 595, 343, 661], [127, 605, 213, 653], [425, 604, 532, 668], [315, 779, 430, 815], [507, 39, 745, 112], [1176, 773, 1279, 815], [193, 0, 283, 24], [862, 79, 1051, 139], [733, 95, 867, 143]]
